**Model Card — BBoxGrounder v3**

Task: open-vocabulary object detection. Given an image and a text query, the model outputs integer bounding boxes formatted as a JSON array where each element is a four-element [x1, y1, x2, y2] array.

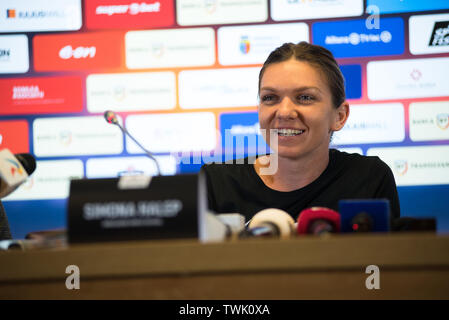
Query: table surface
[[1, 232, 448, 299]]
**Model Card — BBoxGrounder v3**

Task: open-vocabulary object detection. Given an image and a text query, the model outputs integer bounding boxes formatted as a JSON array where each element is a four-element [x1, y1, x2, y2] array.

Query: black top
[[200, 149, 400, 222]]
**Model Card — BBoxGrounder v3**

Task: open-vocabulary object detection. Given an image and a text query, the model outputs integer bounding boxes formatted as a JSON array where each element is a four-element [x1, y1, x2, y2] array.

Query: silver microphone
[[104, 110, 161, 176]]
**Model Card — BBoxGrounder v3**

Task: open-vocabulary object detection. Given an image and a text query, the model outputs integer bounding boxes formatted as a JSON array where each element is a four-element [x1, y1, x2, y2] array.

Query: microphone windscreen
[[15, 153, 36, 175], [248, 208, 295, 239], [104, 110, 118, 124], [297, 207, 341, 234]]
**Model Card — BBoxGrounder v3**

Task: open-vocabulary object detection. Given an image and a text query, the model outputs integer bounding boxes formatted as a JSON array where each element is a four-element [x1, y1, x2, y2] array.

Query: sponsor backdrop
[[0, 0, 448, 238]]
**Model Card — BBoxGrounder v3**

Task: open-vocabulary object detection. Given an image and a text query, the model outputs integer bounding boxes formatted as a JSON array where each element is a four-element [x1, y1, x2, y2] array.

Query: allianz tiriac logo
[[313, 17, 404, 58]]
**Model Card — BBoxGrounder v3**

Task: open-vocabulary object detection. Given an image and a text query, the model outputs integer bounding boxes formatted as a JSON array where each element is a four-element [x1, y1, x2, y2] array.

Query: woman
[[201, 42, 400, 223]]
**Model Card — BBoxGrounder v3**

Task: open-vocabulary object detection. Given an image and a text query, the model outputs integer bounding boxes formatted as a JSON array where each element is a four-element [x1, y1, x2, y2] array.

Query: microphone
[[104, 110, 161, 176], [239, 208, 295, 239], [297, 207, 340, 235], [0, 149, 36, 198]]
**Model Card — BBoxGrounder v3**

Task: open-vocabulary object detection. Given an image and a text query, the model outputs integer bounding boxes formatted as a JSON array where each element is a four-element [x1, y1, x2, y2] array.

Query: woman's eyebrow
[[260, 86, 322, 93]]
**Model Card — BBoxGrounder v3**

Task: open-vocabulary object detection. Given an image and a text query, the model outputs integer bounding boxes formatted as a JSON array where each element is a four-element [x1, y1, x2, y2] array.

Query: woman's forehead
[[260, 59, 328, 91]]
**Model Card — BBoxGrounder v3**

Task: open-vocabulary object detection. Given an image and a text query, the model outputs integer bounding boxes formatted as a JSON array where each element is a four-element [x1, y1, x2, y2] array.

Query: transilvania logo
[[436, 113, 449, 130], [240, 36, 251, 54], [394, 160, 408, 176]]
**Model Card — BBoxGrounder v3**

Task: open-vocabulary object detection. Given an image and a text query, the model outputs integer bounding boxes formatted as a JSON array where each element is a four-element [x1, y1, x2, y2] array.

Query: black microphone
[[0, 149, 36, 198], [104, 110, 161, 176]]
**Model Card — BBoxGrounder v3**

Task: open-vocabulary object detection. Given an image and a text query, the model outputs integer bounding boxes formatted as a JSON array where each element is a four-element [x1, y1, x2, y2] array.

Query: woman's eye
[[261, 95, 276, 103], [297, 95, 314, 103]]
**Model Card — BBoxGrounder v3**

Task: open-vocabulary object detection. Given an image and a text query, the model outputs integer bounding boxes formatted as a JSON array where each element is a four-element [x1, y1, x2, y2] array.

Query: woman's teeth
[[277, 129, 304, 136]]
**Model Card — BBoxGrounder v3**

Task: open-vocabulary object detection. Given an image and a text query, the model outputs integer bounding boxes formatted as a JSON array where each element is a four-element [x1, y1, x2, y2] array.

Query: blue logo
[[220, 112, 270, 157], [367, 0, 449, 14], [340, 65, 362, 100], [313, 17, 404, 58]]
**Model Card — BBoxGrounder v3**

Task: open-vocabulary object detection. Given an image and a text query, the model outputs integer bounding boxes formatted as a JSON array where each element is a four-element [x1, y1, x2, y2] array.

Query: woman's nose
[[276, 97, 297, 119]]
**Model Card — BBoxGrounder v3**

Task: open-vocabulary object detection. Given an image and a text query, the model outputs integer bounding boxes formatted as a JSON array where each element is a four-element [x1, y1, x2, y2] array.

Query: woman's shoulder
[[330, 149, 391, 173]]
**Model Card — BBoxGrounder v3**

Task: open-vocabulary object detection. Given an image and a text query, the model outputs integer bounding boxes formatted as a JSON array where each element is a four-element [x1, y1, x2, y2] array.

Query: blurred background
[[0, 0, 448, 238]]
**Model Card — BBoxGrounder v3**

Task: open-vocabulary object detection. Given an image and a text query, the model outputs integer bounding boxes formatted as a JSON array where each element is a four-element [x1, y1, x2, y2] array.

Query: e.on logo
[[59, 45, 96, 59], [33, 32, 123, 71]]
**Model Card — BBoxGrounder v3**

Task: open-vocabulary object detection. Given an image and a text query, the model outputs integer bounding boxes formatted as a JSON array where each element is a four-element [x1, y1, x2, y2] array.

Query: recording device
[[202, 212, 245, 242], [0, 149, 36, 198], [339, 199, 390, 232], [297, 207, 341, 235], [104, 110, 161, 176], [392, 217, 436, 232], [239, 208, 296, 239]]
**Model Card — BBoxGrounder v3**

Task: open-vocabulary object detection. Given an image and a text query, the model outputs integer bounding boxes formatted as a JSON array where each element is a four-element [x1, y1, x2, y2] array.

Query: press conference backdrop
[[0, 0, 448, 239]]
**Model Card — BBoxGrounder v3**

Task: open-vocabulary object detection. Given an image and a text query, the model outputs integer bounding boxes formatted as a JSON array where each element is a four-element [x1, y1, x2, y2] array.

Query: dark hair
[[258, 42, 346, 108]]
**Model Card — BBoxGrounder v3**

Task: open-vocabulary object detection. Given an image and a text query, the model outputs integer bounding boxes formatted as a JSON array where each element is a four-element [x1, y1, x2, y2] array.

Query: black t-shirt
[[200, 149, 400, 222]]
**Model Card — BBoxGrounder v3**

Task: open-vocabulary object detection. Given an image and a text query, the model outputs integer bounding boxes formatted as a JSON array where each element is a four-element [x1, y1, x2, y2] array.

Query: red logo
[[85, 0, 174, 30], [0, 76, 83, 115], [33, 32, 123, 71], [0, 120, 29, 153]]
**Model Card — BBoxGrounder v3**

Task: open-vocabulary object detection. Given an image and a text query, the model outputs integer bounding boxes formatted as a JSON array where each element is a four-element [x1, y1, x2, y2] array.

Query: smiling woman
[[201, 42, 400, 224]]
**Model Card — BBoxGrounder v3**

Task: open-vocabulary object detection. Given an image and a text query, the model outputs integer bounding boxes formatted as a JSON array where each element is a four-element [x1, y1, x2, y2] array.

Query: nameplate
[[67, 174, 207, 243]]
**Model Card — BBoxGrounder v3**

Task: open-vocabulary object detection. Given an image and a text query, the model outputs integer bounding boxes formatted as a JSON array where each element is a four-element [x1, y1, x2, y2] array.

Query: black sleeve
[[0, 201, 12, 240], [199, 164, 217, 213], [374, 159, 401, 223]]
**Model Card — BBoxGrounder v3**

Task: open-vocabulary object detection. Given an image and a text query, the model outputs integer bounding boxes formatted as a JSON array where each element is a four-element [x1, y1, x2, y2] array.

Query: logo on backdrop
[[205, 0, 218, 14], [436, 113, 449, 130], [394, 160, 408, 176], [95, 2, 161, 16], [59, 130, 73, 147], [5, 8, 63, 19], [0, 48, 10, 61], [239, 36, 251, 54], [151, 42, 165, 58], [6, 9, 16, 18], [59, 45, 96, 60], [428, 21, 449, 47], [12, 85, 44, 100], [313, 17, 404, 58], [409, 69, 422, 81]]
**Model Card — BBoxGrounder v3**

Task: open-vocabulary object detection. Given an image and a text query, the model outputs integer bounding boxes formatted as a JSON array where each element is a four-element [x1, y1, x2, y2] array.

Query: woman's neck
[[254, 149, 330, 192]]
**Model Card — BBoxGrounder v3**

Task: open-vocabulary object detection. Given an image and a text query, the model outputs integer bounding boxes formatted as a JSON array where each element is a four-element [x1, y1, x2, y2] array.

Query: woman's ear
[[332, 101, 350, 131]]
